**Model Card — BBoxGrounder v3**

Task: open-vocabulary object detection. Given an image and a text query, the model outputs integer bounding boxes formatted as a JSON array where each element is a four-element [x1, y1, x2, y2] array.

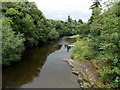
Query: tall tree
[[90, 0, 102, 9], [88, 0, 102, 24], [67, 15, 72, 23], [78, 19, 83, 24]]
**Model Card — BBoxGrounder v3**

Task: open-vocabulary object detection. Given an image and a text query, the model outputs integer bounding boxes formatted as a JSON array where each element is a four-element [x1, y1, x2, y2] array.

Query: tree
[[90, 0, 102, 9], [2, 1, 84, 66], [88, 0, 102, 24], [47, 28, 59, 40], [89, 1, 120, 88], [2, 17, 25, 65], [20, 14, 39, 47], [72, 0, 120, 88], [78, 19, 83, 24], [67, 15, 72, 23]]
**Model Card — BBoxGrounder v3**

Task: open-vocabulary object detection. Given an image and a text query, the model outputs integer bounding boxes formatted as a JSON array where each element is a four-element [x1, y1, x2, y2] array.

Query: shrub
[[71, 37, 95, 61], [2, 17, 25, 65]]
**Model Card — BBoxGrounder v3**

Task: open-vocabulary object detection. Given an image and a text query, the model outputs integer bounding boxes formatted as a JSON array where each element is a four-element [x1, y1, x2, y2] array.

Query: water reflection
[[65, 45, 70, 52], [2, 43, 62, 88], [2, 37, 78, 88]]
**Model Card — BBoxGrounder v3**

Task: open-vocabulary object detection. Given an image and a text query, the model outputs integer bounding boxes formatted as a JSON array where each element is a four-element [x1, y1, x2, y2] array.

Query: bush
[[47, 28, 59, 40], [2, 17, 25, 65], [71, 37, 95, 61]]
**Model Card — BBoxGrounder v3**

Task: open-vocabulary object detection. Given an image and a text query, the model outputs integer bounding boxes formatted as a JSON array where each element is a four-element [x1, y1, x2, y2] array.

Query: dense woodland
[[1, 2, 83, 65], [1, 0, 120, 88]]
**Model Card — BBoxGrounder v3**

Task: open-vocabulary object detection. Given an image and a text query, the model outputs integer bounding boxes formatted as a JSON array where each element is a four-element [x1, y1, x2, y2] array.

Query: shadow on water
[[2, 42, 61, 88], [2, 37, 79, 88]]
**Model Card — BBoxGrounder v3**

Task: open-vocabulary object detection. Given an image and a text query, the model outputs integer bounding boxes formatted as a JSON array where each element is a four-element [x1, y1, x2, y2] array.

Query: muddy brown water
[[2, 37, 80, 88]]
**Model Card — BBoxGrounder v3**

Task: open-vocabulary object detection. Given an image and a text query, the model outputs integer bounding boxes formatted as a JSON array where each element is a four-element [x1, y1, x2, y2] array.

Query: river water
[[2, 37, 80, 88]]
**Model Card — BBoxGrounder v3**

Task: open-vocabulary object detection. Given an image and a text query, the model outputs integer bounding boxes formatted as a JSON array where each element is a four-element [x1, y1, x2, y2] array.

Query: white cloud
[[29, 0, 108, 22]]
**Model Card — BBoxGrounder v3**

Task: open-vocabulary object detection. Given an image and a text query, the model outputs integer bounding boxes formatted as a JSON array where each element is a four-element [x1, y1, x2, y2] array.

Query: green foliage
[[71, 37, 95, 61], [53, 16, 84, 36], [5, 8, 20, 17], [2, 2, 85, 65], [89, 1, 120, 88], [72, 1, 120, 88], [90, 0, 102, 9], [20, 14, 38, 47], [2, 17, 25, 65], [89, 0, 102, 24], [82, 81, 89, 88], [77, 23, 90, 36], [47, 28, 59, 40], [78, 19, 83, 24], [1, 0, 119, 88], [67, 15, 72, 23]]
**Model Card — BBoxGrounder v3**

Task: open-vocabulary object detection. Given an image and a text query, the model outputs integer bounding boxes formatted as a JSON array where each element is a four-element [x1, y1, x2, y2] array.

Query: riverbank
[[63, 58, 105, 88]]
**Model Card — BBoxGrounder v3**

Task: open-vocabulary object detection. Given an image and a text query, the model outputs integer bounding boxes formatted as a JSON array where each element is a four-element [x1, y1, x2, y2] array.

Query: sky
[[29, 0, 108, 22]]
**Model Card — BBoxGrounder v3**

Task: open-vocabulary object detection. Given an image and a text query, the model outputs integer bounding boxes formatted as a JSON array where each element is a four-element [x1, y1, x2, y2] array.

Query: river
[[2, 37, 80, 88]]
